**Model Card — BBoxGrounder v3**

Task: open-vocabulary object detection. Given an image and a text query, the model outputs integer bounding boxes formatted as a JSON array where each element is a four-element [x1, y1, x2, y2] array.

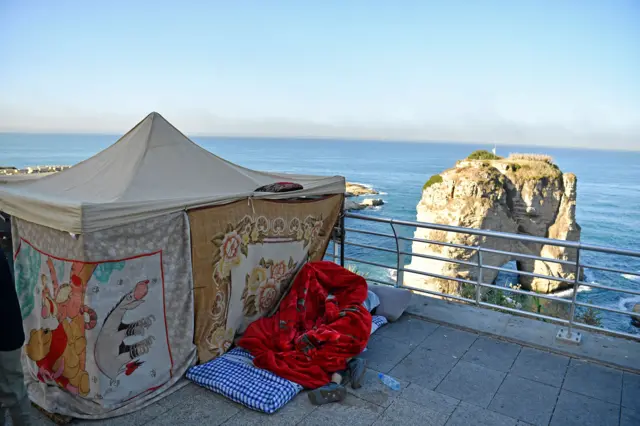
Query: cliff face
[[406, 158, 580, 295]]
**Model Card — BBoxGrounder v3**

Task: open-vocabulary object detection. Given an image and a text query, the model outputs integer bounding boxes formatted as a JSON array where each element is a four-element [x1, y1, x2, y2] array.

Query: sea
[[1, 133, 640, 334]]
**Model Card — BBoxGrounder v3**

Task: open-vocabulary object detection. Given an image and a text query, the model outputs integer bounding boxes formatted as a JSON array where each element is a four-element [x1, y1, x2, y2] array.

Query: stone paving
[[22, 315, 640, 426]]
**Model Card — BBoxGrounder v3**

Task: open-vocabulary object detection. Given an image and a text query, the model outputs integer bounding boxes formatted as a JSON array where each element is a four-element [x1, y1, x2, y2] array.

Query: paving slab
[[360, 335, 413, 373], [144, 390, 239, 426], [435, 360, 506, 407], [408, 293, 640, 373], [9, 406, 57, 426], [549, 390, 619, 426], [74, 403, 169, 426], [298, 395, 383, 426], [418, 326, 478, 358], [399, 383, 460, 416], [461, 336, 521, 372], [509, 347, 569, 387], [376, 315, 439, 347], [407, 297, 509, 336], [622, 371, 640, 410], [372, 397, 450, 426], [347, 369, 408, 408], [489, 374, 559, 426], [222, 392, 316, 425], [444, 401, 517, 426], [157, 382, 203, 410], [562, 358, 623, 404], [621, 407, 640, 426], [389, 346, 459, 390]]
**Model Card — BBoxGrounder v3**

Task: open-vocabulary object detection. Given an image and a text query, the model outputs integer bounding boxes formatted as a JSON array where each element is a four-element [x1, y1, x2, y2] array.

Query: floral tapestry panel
[[188, 195, 342, 363]]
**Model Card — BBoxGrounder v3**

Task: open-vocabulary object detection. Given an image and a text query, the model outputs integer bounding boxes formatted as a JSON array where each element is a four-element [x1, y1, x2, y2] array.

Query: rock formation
[[344, 198, 385, 211], [346, 183, 378, 197], [406, 154, 581, 295], [344, 183, 384, 211], [0, 165, 70, 175]]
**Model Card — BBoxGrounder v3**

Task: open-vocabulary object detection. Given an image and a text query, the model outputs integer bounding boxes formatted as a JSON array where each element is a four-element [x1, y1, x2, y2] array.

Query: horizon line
[[1, 130, 638, 153]]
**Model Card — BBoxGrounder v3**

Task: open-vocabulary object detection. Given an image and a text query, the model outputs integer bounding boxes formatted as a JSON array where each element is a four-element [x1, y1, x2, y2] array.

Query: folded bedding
[[186, 314, 387, 413]]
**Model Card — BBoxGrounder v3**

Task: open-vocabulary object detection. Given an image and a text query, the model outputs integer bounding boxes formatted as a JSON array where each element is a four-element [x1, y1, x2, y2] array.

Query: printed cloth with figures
[[238, 261, 372, 389]]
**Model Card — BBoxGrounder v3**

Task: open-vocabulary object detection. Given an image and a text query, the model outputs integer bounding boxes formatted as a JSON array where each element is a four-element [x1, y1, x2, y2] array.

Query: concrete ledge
[[406, 294, 640, 373]]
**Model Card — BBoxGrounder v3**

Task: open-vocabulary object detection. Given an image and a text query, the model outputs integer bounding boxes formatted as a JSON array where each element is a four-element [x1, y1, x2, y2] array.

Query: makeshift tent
[[0, 112, 344, 419]]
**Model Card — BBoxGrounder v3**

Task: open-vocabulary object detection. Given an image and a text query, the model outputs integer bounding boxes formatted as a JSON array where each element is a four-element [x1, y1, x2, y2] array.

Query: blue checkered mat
[[186, 315, 388, 414], [186, 347, 302, 413]]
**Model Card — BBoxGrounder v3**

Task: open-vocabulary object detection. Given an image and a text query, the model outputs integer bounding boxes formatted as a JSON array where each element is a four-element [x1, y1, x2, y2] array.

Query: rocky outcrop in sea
[[344, 183, 384, 210], [0, 165, 70, 175], [406, 152, 581, 295]]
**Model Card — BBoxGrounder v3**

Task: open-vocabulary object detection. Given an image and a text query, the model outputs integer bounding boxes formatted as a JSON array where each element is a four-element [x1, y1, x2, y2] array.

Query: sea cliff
[[406, 151, 581, 295]]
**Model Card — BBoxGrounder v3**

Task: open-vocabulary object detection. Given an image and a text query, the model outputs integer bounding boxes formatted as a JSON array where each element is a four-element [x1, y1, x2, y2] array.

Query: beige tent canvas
[[1, 113, 344, 419], [0, 112, 344, 234]]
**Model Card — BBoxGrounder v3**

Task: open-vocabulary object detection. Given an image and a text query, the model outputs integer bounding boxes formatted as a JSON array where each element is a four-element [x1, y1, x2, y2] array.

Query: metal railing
[[328, 212, 640, 343]]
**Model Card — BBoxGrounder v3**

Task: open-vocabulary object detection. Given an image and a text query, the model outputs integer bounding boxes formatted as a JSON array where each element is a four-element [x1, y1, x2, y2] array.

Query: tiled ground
[[18, 315, 640, 426]]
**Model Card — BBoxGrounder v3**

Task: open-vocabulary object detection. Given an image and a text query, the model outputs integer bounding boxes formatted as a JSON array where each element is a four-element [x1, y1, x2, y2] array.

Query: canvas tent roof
[[0, 112, 345, 234]]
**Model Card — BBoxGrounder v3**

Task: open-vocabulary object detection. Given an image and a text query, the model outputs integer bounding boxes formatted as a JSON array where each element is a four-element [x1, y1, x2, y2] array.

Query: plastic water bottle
[[378, 373, 401, 391]]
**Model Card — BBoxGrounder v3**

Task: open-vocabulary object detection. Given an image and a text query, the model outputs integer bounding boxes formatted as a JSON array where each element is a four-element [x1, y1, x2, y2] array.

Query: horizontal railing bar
[[569, 320, 640, 341], [343, 241, 397, 254], [478, 301, 571, 325], [346, 212, 640, 258], [397, 235, 478, 251], [480, 247, 576, 267], [400, 266, 478, 286], [577, 280, 640, 296], [400, 284, 475, 304], [398, 250, 477, 267], [575, 301, 640, 318], [343, 256, 394, 270], [344, 227, 396, 239], [365, 277, 397, 287], [476, 282, 573, 304], [346, 213, 581, 249], [580, 262, 640, 277], [481, 264, 575, 284], [580, 243, 640, 258]]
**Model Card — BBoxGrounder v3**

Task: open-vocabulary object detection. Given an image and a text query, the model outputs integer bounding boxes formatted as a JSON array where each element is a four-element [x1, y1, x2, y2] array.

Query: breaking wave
[[554, 285, 593, 298], [622, 273, 640, 282]]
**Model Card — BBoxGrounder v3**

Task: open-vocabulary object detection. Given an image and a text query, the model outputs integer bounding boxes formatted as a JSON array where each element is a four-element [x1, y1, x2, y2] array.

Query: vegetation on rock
[[347, 264, 368, 278], [576, 302, 602, 326], [423, 174, 443, 190], [508, 153, 555, 164], [467, 150, 502, 160]]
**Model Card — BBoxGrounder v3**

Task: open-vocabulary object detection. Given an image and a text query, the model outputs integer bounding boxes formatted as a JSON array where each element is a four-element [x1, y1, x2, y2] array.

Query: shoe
[[348, 357, 367, 389], [307, 382, 347, 405]]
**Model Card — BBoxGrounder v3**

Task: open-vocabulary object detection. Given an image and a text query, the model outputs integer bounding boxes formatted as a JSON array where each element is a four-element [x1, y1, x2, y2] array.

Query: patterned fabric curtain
[[11, 213, 196, 419], [188, 195, 343, 363]]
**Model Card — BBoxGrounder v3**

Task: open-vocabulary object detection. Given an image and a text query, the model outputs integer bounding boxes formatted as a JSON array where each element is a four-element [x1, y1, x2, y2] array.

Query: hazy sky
[[1, 0, 638, 149]]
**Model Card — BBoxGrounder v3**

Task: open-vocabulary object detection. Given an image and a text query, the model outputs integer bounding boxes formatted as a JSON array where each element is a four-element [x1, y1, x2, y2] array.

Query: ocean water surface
[[1, 133, 639, 334]]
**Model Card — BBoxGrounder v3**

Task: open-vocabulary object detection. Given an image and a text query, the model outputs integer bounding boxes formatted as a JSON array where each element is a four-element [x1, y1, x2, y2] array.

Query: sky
[[0, 0, 638, 149]]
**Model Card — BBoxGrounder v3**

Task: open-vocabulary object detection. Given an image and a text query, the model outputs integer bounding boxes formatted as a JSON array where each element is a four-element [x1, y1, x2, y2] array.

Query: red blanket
[[238, 261, 372, 388]]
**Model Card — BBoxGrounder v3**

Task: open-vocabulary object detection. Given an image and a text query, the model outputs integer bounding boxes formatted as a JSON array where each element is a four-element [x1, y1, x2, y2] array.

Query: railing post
[[391, 222, 403, 288], [556, 246, 582, 344], [332, 240, 339, 263], [339, 211, 345, 267], [475, 248, 483, 305], [397, 239, 405, 288]]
